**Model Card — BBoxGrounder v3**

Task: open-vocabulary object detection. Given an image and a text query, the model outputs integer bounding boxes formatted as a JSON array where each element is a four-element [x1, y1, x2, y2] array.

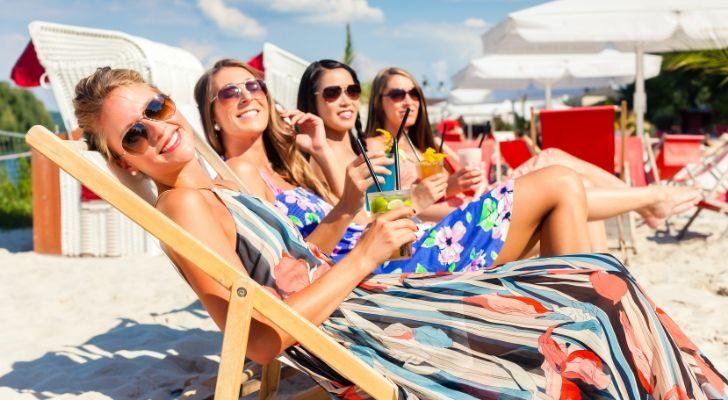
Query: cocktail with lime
[[367, 189, 414, 260]]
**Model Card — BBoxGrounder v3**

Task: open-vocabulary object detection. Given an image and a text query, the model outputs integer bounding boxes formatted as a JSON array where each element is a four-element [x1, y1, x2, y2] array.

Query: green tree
[[342, 23, 354, 66], [619, 51, 728, 131], [0, 81, 54, 132]]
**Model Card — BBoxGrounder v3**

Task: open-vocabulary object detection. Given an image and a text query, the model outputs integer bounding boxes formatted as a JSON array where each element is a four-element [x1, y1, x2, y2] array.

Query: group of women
[[72, 58, 725, 399]]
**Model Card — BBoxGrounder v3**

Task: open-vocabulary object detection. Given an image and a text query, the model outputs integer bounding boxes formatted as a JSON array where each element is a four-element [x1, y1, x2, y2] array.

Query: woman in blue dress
[[78, 66, 726, 399], [194, 58, 591, 274]]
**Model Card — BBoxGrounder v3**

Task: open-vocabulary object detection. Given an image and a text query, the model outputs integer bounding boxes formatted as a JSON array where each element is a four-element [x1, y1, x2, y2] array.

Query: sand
[[0, 211, 726, 399]]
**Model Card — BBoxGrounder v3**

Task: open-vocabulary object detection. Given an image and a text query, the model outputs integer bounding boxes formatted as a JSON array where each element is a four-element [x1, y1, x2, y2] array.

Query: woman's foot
[[639, 185, 702, 229]]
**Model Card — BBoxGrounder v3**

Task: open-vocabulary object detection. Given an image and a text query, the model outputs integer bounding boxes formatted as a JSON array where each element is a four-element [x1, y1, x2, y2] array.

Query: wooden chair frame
[[27, 125, 398, 400]]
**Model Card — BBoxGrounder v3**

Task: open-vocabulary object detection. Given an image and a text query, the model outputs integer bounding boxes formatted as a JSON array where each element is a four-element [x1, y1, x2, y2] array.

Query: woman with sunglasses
[[365, 67, 703, 247], [79, 67, 727, 400], [203, 58, 602, 274]]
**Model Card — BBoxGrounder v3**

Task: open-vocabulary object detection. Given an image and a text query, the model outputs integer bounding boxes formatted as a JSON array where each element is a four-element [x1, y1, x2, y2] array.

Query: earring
[[214, 123, 220, 131], [131, 170, 138, 177]]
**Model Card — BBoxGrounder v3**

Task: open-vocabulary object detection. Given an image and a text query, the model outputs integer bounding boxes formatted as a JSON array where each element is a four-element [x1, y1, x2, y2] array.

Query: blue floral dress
[[260, 173, 515, 274]]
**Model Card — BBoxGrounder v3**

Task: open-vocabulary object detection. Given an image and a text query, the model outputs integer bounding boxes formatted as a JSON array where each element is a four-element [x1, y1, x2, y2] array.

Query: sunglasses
[[212, 79, 267, 105], [317, 84, 362, 102], [120, 94, 177, 156], [383, 87, 420, 102]]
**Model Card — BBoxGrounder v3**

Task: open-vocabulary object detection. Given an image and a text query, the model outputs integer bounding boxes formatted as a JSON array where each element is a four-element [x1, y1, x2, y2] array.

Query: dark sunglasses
[[384, 87, 420, 102], [120, 94, 177, 156], [212, 79, 267, 105], [317, 84, 362, 102]]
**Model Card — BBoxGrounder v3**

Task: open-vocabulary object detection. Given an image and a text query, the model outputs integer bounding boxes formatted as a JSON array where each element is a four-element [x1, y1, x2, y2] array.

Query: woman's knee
[[544, 166, 587, 203]]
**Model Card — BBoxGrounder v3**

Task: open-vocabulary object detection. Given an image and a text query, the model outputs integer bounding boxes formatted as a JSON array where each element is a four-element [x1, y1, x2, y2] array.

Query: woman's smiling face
[[211, 66, 270, 141], [97, 83, 196, 178], [314, 67, 359, 134]]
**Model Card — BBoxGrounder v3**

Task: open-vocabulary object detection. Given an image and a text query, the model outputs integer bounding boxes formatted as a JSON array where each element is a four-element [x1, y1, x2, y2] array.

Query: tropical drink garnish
[[375, 128, 394, 153], [418, 147, 447, 179]]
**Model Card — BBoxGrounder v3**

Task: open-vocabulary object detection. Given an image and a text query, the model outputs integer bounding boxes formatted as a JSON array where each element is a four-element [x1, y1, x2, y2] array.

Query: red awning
[[10, 41, 47, 88], [247, 52, 264, 78]]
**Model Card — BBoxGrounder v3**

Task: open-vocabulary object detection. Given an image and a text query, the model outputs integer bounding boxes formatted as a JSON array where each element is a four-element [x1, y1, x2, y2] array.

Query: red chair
[[614, 136, 648, 187], [539, 106, 615, 173], [499, 139, 533, 170], [655, 134, 703, 182]]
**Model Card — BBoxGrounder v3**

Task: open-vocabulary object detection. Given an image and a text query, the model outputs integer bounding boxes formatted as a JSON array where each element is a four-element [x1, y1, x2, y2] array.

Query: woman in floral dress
[[194, 58, 591, 274]]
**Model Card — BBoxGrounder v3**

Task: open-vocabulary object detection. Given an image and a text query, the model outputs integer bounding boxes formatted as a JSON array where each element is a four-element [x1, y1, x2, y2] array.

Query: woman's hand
[[411, 173, 448, 212], [279, 109, 329, 155], [337, 153, 392, 214], [355, 206, 418, 268], [446, 167, 484, 197]]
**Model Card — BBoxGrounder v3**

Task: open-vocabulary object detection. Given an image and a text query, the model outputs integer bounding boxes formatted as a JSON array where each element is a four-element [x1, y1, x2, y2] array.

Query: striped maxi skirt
[[286, 254, 727, 399]]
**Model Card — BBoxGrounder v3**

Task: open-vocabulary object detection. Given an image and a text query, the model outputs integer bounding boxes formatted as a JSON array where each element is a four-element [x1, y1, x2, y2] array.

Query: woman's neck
[[324, 126, 356, 154], [383, 122, 419, 155], [224, 132, 272, 172]]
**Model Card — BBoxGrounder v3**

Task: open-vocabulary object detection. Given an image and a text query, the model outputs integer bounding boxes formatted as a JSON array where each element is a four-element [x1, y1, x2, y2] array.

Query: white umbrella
[[481, 0, 728, 178], [452, 49, 662, 108]]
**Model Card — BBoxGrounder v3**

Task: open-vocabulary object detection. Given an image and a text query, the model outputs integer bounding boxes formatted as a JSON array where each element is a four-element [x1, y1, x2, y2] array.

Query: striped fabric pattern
[[216, 189, 727, 399]]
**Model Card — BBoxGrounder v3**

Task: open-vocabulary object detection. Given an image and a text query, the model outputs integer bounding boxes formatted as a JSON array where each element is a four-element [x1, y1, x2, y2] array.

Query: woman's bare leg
[[587, 221, 609, 252], [513, 148, 702, 228], [493, 166, 591, 266]]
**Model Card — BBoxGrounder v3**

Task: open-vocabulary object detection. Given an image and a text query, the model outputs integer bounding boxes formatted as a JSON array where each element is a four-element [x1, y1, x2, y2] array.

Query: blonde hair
[[73, 67, 158, 159], [194, 59, 333, 202], [364, 67, 436, 151]]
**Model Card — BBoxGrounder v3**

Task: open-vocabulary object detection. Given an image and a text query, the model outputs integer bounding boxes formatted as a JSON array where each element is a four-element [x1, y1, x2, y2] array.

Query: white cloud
[[178, 39, 217, 64], [264, 0, 384, 25], [382, 22, 481, 61], [197, 0, 266, 38], [351, 52, 386, 81], [464, 18, 487, 29]]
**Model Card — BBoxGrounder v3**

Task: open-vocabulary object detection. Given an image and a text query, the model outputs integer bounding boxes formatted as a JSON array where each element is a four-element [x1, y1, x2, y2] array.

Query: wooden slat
[[259, 359, 282, 399], [25, 126, 397, 400], [216, 279, 254, 400]]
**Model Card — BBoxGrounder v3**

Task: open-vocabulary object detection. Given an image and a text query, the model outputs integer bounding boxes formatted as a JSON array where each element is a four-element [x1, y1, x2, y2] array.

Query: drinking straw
[[478, 121, 492, 148], [393, 108, 410, 190], [348, 131, 382, 192], [437, 124, 446, 154], [402, 126, 422, 162]]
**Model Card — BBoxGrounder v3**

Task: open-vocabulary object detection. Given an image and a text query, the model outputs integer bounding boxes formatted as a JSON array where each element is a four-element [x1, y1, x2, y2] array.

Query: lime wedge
[[371, 197, 389, 214], [387, 199, 405, 210]]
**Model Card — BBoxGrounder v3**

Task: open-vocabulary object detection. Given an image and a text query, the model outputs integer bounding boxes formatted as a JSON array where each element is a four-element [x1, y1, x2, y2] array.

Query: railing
[[0, 130, 32, 185]]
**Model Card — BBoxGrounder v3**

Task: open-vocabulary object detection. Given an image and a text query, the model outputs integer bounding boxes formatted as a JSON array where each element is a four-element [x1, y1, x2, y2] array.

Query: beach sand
[[0, 211, 726, 399]]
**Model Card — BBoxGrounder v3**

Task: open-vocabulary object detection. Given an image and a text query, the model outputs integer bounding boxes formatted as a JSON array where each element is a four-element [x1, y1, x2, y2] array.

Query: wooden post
[[31, 149, 62, 254]]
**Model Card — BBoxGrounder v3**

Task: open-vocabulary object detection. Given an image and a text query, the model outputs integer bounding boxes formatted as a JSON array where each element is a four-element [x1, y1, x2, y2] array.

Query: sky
[[0, 0, 548, 111]]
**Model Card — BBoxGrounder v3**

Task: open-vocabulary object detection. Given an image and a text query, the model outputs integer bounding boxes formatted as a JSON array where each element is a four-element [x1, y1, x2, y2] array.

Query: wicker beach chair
[[26, 125, 397, 400]]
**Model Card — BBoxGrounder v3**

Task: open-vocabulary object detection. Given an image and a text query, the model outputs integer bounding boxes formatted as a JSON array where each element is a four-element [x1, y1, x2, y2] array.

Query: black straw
[[393, 108, 410, 190], [478, 121, 491, 148], [348, 131, 382, 192], [438, 124, 446, 154]]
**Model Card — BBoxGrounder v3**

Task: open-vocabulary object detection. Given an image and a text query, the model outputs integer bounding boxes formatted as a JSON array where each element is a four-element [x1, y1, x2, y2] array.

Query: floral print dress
[[260, 172, 515, 274]]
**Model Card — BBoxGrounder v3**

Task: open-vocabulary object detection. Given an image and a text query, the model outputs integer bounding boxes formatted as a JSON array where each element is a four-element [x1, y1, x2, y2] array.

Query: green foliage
[[343, 23, 354, 66], [0, 157, 32, 228], [0, 81, 54, 132], [620, 50, 728, 131]]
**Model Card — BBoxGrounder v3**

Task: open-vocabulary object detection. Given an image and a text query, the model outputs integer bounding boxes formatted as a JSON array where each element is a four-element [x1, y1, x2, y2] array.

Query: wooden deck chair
[[655, 134, 704, 183], [539, 106, 616, 173], [27, 126, 396, 400], [677, 141, 728, 239]]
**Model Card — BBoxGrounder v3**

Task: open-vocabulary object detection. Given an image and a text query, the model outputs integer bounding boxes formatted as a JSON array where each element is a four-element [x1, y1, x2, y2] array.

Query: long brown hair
[[194, 59, 333, 202], [364, 67, 436, 152]]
